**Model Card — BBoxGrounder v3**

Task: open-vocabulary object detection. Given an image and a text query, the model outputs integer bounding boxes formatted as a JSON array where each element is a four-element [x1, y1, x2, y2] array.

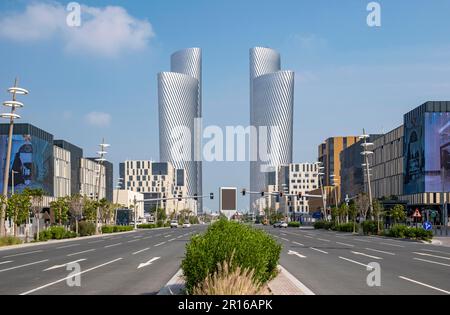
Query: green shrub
[[78, 221, 96, 236], [362, 220, 381, 235], [335, 223, 357, 233], [288, 221, 300, 228], [181, 219, 281, 294], [102, 225, 134, 233], [138, 224, 157, 229], [36, 226, 77, 241], [0, 236, 23, 247], [314, 221, 325, 229], [386, 225, 433, 241], [189, 216, 200, 225]]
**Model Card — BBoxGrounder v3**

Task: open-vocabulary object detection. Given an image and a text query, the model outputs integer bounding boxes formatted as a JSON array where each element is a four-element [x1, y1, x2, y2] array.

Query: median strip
[[20, 258, 123, 295]]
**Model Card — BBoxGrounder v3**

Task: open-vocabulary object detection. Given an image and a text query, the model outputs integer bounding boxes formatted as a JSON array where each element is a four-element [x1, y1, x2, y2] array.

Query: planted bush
[[334, 223, 357, 233], [138, 224, 157, 229], [78, 221, 96, 236], [386, 225, 433, 241], [182, 219, 281, 294], [102, 225, 134, 233], [0, 236, 23, 247], [288, 221, 300, 228], [314, 221, 333, 230], [362, 220, 381, 235], [36, 226, 77, 241]]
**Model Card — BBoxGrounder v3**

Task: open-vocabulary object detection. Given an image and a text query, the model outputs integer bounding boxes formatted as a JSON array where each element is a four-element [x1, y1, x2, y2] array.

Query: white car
[[183, 223, 191, 228], [170, 220, 179, 228]]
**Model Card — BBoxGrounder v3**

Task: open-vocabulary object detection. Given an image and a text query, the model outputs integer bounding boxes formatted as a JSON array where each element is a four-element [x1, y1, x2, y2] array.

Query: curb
[[0, 227, 170, 252], [157, 265, 315, 296]]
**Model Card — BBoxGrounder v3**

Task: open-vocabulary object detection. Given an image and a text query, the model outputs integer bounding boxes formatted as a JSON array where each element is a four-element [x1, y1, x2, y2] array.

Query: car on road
[[182, 222, 191, 228], [170, 220, 179, 228], [273, 221, 288, 228]]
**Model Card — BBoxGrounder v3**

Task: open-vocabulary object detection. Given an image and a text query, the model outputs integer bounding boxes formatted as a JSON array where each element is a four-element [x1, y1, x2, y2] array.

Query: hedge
[[385, 225, 433, 241], [102, 225, 134, 233], [78, 221, 96, 237], [288, 221, 301, 228], [334, 223, 358, 233], [314, 221, 333, 230], [0, 236, 23, 247], [362, 220, 381, 235], [36, 226, 77, 241], [138, 224, 157, 229], [181, 219, 281, 294]]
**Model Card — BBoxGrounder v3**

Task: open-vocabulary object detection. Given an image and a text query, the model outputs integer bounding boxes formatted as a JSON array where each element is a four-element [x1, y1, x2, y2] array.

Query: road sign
[[423, 221, 432, 231], [413, 209, 422, 218]]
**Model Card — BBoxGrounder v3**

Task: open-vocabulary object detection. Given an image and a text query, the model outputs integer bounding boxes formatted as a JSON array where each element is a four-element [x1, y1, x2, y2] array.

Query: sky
[[1, 0, 450, 212]]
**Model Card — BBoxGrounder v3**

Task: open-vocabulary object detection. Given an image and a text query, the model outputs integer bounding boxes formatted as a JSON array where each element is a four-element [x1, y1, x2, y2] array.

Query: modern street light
[[330, 174, 339, 213], [114, 178, 123, 225], [95, 139, 109, 234], [360, 130, 374, 219], [1, 79, 28, 237], [11, 170, 19, 196]]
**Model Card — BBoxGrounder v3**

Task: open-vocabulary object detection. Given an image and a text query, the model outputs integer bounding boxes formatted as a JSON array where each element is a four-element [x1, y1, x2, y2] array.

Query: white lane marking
[[288, 250, 306, 258], [88, 240, 104, 244], [281, 233, 287, 236], [317, 238, 330, 242], [310, 247, 328, 254], [399, 276, 450, 295], [3, 250, 42, 258], [336, 242, 354, 247], [137, 257, 161, 269], [351, 251, 382, 260], [154, 242, 166, 247], [155, 234, 162, 236], [413, 252, 450, 261], [380, 242, 404, 248], [292, 241, 304, 246], [413, 258, 450, 268], [20, 258, 123, 295], [176, 236, 182, 239], [127, 239, 140, 243], [306, 234, 315, 237], [67, 249, 95, 257], [0, 260, 49, 273], [143, 236, 152, 240], [44, 259, 86, 271], [422, 249, 450, 255], [339, 256, 375, 270], [0, 261, 13, 265], [133, 236, 143, 239], [168, 238, 176, 242], [56, 244, 80, 249], [354, 238, 371, 243], [281, 238, 290, 242], [365, 248, 395, 255], [104, 243, 122, 248], [336, 236, 348, 239], [303, 235, 313, 239], [132, 248, 150, 255]]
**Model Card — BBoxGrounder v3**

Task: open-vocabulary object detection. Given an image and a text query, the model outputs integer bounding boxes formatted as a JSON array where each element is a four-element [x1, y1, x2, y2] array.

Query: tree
[[390, 204, 406, 225], [0, 195, 6, 236], [25, 188, 44, 241], [6, 191, 31, 237], [356, 193, 370, 221], [82, 197, 98, 222], [348, 201, 358, 233], [372, 200, 385, 233], [50, 197, 69, 226], [338, 203, 349, 224], [69, 194, 83, 235]]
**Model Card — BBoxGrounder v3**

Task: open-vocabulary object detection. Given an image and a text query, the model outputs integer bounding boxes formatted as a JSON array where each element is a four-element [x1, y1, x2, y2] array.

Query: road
[[0, 225, 207, 295], [259, 226, 450, 295]]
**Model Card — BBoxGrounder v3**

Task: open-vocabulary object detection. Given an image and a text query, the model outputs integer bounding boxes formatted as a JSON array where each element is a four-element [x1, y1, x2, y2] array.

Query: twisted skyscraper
[[250, 47, 294, 213], [158, 48, 203, 214]]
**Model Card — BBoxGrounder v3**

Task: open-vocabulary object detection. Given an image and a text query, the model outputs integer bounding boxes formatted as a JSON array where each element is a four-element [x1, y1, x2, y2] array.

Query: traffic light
[[178, 194, 182, 201], [194, 193, 198, 201], [241, 189, 246, 196], [279, 192, 284, 198], [261, 192, 265, 197], [210, 193, 214, 200]]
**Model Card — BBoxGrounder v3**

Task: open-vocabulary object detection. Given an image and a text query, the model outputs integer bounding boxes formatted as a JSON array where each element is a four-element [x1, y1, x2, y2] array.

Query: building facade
[[158, 48, 203, 214], [119, 160, 189, 215], [250, 47, 294, 213], [318, 136, 359, 203], [53, 145, 71, 198], [113, 189, 145, 220], [80, 157, 106, 200]]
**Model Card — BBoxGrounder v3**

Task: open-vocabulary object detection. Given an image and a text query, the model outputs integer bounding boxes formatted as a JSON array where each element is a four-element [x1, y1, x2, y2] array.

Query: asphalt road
[[259, 226, 450, 295], [0, 225, 207, 295]]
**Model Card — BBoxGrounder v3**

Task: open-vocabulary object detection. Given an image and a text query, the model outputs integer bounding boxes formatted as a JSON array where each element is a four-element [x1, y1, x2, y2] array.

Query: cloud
[[286, 34, 327, 51], [0, 1, 155, 57], [85, 111, 111, 127]]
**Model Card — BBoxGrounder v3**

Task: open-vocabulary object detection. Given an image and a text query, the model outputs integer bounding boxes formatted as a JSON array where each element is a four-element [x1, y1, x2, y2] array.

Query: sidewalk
[[431, 236, 450, 247], [158, 265, 314, 295]]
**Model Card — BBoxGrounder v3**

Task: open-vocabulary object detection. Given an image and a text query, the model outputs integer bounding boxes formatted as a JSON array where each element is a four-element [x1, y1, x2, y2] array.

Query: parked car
[[273, 221, 288, 228], [182, 222, 192, 228], [170, 220, 179, 228]]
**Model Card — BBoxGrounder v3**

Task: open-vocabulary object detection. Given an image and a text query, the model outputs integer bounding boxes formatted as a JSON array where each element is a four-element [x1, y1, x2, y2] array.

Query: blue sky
[[1, 0, 450, 212]]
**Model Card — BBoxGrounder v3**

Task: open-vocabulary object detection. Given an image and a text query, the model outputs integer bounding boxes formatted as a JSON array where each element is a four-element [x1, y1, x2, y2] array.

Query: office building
[[113, 189, 145, 220], [80, 157, 106, 200], [158, 48, 203, 214], [250, 47, 294, 213]]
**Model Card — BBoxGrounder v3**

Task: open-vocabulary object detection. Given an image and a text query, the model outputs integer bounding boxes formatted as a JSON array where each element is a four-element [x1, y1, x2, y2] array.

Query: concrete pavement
[[259, 226, 450, 295], [0, 225, 207, 295]]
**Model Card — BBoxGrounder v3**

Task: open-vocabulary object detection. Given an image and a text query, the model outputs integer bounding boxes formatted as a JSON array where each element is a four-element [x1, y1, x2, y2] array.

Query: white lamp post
[[95, 139, 109, 234], [1, 79, 28, 237], [360, 130, 374, 219]]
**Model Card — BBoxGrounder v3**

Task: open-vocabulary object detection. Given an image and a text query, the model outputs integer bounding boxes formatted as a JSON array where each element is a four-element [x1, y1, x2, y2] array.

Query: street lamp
[[330, 174, 339, 211], [11, 170, 19, 196], [95, 139, 109, 234], [1, 79, 28, 236], [360, 130, 374, 220]]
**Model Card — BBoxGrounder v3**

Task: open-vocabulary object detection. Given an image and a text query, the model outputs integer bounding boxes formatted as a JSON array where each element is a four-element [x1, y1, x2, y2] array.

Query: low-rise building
[[113, 189, 144, 220]]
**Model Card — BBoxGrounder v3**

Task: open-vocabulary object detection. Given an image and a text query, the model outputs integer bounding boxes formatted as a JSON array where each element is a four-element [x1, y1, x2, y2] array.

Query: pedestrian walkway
[[432, 237, 450, 247]]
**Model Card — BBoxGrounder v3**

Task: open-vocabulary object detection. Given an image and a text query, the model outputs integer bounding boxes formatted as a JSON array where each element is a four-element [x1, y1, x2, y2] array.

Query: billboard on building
[[0, 134, 53, 194], [404, 112, 450, 194]]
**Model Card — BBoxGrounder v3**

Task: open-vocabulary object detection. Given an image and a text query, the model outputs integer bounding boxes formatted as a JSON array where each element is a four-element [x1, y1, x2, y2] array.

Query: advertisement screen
[[424, 112, 450, 192], [221, 188, 237, 211], [404, 114, 425, 194], [0, 134, 53, 194]]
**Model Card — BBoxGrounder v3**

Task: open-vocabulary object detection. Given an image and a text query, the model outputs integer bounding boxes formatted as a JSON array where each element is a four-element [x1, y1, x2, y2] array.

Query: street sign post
[[423, 221, 432, 231]]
